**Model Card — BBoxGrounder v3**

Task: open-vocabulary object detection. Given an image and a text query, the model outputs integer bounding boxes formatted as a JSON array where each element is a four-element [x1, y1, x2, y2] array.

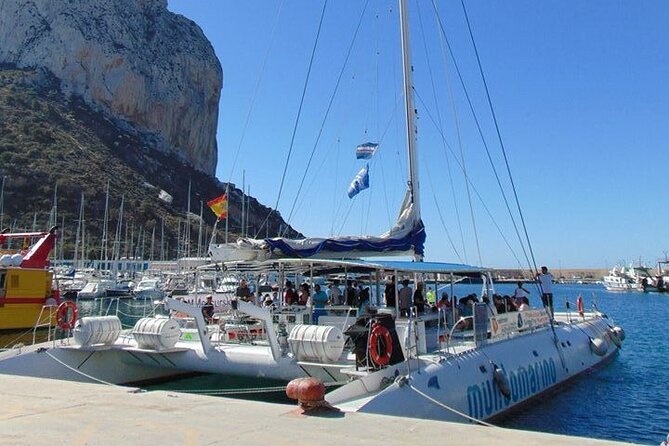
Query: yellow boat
[[0, 227, 59, 330]]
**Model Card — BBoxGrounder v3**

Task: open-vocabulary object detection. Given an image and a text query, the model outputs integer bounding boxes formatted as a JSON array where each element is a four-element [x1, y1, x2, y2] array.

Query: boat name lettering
[[467, 358, 557, 419]]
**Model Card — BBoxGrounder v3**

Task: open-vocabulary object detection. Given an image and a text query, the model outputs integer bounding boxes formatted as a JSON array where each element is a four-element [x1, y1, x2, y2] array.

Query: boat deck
[[0, 374, 635, 446]]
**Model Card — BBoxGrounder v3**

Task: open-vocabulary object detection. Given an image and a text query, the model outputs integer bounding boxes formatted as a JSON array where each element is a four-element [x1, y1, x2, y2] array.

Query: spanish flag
[[207, 194, 228, 219]]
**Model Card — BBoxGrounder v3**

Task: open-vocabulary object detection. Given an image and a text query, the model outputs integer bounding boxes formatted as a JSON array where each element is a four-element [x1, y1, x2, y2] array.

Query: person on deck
[[328, 281, 343, 305], [235, 279, 252, 302], [345, 280, 358, 307], [513, 281, 530, 299], [517, 296, 530, 311], [298, 283, 310, 306], [312, 284, 328, 322], [398, 279, 412, 317], [384, 276, 396, 308], [201, 295, 215, 323], [413, 282, 426, 314], [284, 281, 298, 306], [426, 286, 436, 306], [536, 266, 555, 316]]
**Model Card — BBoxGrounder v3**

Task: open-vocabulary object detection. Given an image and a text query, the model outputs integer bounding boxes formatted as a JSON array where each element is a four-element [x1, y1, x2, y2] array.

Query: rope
[[407, 381, 496, 427], [429, 0, 534, 275], [44, 349, 121, 387], [255, 0, 330, 238], [159, 380, 347, 396], [458, 0, 539, 276]]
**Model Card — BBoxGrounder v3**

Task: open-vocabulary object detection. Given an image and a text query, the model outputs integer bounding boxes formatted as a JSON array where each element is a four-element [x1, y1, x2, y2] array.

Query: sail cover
[[227, 190, 425, 259]]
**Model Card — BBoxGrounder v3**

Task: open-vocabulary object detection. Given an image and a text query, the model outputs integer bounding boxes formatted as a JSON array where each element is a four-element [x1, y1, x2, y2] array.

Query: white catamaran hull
[[326, 315, 619, 422]]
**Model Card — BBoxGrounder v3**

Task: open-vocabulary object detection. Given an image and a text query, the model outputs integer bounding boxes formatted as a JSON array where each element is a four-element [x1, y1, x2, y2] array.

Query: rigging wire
[[429, 0, 534, 274], [281, 0, 371, 234], [414, 89, 524, 268], [415, 0, 468, 264], [254, 0, 329, 239], [458, 0, 539, 275], [423, 159, 464, 262]]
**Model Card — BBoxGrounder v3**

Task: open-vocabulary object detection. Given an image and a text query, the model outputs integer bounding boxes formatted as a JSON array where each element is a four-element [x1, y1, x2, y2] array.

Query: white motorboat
[[133, 278, 165, 301], [603, 265, 639, 291]]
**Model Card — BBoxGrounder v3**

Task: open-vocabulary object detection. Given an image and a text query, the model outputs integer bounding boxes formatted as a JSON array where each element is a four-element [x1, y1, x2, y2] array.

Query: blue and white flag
[[347, 164, 370, 199], [355, 142, 378, 160]]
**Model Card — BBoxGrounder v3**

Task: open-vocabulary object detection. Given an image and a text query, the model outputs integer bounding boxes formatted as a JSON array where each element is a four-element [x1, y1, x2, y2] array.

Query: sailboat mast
[[399, 0, 420, 221]]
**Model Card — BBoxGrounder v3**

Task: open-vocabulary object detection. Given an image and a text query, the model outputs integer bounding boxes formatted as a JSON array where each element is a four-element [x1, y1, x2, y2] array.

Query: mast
[[186, 177, 191, 257], [399, 0, 422, 260], [100, 180, 110, 266], [241, 169, 246, 239], [0, 175, 5, 230]]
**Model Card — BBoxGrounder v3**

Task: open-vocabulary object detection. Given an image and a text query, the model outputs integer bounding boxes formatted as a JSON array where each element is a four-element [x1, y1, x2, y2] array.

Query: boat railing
[[32, 303, 58, 345]]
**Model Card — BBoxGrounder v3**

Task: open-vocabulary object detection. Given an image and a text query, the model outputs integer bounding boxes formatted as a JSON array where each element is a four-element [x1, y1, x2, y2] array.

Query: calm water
[[1, 285, 666, 444]]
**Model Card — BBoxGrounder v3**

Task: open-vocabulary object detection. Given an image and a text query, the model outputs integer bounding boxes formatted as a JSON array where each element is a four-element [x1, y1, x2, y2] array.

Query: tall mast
[[186, 177, 191, 257], [100, 180, 110, 265], [399, 0, 422, 261], [399, 0, 420, 222]]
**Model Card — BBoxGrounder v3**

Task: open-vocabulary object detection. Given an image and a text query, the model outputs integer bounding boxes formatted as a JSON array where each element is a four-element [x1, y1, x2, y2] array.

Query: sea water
[[1, 285, 666, 444]]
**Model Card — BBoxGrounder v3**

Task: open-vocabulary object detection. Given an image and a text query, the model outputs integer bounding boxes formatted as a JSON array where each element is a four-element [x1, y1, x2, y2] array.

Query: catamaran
[[0, 0, 625, 425]]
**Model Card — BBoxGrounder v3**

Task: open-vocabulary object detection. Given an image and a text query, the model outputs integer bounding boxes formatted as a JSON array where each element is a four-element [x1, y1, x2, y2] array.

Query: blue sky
[[168, 0, 669, 269]]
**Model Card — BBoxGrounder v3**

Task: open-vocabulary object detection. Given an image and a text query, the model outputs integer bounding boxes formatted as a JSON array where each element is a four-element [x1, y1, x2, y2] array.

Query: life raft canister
[[368, 322, 393, 367], [56, 301, 79, 330]]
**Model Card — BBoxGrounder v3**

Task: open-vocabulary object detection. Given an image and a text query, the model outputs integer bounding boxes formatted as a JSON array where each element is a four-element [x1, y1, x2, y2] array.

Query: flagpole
[[224, 183, 230, 244]]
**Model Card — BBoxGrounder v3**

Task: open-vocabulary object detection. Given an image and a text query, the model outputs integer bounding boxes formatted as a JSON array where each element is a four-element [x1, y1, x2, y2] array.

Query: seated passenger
[[518, 296, 530, 311]]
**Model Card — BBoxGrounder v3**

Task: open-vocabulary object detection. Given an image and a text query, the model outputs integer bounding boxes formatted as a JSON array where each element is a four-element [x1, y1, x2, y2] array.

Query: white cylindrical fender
[[73, 316, 122, 347], [589, 337, 609, 356], [613, 326, 626, 342], [287, 324, 345, 363], [132, 317, 181, 350], [608, 328, 622, 348], [493, 364, 511, 398]]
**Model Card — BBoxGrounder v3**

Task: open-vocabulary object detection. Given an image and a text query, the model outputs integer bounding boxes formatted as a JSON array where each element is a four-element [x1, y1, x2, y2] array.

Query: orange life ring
[[369, 322, 393, 367], [576, 295, 584, 317], [56, 301, 78, 330]]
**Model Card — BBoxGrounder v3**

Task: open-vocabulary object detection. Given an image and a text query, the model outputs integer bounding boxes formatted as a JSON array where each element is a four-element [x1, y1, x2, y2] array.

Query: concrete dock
[[0, 374, 634, 445]]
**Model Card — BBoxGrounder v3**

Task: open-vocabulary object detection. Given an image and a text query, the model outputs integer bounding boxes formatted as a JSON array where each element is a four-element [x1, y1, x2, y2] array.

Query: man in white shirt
[[536, 266, 554, 316]]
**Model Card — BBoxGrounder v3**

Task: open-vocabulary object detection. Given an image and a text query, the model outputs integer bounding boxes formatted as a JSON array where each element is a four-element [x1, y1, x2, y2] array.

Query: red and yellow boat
[[0, 227, 59, 330]]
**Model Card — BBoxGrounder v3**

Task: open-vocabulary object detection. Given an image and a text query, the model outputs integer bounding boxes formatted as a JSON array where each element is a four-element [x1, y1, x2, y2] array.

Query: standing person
[[284, 280, 298, 305], [398, 279, 412, 317], [328, 280, 342, 305], [425, 286, 436, 307], [298, 283, 310, 306], [345, 280, 358, 307], [536, 266, 555, 316], [201, 295, 214, 323], [311, 284, 328, 322], [384, 276, 396, 308], [413, 282, 425, 314]]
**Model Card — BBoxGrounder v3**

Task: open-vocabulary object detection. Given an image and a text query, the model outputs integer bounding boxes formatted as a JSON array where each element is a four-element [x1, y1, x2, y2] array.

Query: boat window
[[0, 272, 5, 289]]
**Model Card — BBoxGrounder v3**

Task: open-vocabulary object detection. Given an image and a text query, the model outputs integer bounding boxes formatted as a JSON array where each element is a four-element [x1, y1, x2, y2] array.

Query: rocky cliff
[[0, 0, 221, 175]]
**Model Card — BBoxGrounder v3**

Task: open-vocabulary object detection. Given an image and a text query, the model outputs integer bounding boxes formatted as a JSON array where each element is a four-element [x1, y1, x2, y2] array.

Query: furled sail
[[209, 191, 425, 261]]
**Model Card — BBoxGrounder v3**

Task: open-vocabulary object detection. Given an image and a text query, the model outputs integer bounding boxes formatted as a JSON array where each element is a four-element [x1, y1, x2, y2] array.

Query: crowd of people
[[193, 265, 556, 326]]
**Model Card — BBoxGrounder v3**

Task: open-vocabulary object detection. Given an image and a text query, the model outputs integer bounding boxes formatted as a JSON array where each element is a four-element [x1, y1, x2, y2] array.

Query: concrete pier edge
[[0, 374, 635, 445]]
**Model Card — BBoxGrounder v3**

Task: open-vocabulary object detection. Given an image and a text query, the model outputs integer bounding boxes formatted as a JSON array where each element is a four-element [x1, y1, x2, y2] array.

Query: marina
[[0, 282, 665, 445], [1, 0, 667, 445]]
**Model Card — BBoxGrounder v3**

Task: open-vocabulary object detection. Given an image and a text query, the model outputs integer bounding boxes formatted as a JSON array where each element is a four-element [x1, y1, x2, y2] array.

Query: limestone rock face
[[0, 0, 222, 175]]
